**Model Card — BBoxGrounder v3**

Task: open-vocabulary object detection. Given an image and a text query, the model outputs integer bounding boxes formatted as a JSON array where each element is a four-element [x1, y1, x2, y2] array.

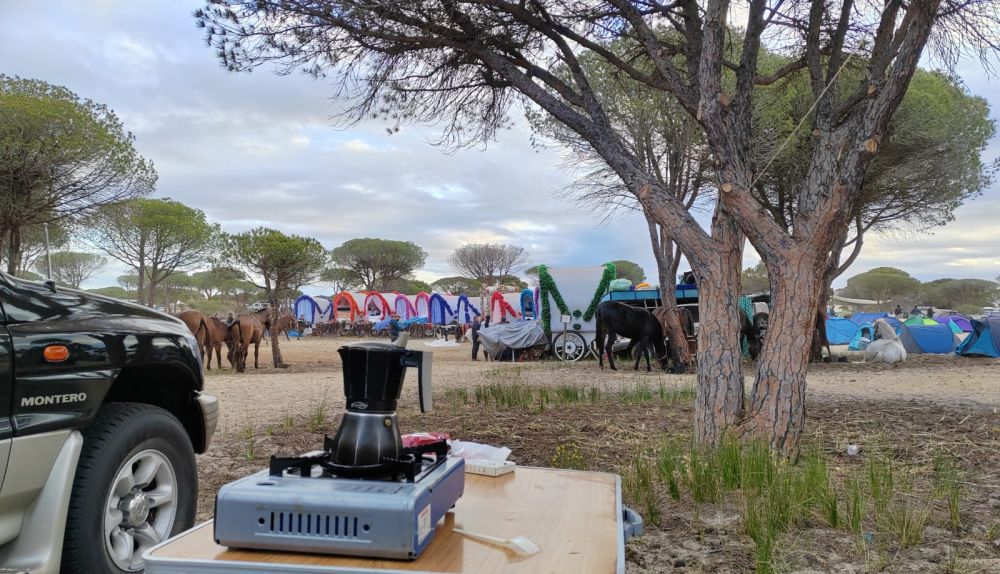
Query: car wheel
[[61, 402, 197, 573]]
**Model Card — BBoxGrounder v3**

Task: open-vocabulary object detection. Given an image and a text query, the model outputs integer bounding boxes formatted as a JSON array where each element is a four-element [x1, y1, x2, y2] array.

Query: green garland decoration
[[573, 323, 582, 330], [538, 262, 617, 336], [537, 265, 569, 336], [582, 262, 617, 321], [572, 310, 582, 318]]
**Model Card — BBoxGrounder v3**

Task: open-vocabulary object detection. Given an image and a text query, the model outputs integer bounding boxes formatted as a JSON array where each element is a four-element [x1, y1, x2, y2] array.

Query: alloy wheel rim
[[103, 449, 178, 571]]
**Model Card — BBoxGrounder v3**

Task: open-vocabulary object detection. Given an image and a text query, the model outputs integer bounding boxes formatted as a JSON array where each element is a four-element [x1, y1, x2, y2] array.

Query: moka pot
[[327, 341, 432, 475]]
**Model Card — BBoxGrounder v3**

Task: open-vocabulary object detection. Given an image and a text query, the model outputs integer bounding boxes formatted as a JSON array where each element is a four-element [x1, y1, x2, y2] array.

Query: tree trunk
[[6, 227, 21, 276], [693, 261, 745, 445], [268, 287, 286, 368], [641, 198, 746, 446], [740, 258, 821, 456], [270, 326, 285, 368], [147, 278, 159, 309], [646, 216, 694, 371]]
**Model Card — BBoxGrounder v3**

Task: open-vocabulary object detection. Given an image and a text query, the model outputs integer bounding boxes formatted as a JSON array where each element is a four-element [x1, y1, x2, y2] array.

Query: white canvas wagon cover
[[478, 321, 546, 356]]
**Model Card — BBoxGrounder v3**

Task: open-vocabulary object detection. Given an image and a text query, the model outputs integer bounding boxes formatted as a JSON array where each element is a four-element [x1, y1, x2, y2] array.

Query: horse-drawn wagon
[[538, 264, 715, 362], [537, 263, 617, 361]]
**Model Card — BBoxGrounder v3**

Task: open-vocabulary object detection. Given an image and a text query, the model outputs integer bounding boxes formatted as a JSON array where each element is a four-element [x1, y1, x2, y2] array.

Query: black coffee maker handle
[[403, 350, 433, 413]]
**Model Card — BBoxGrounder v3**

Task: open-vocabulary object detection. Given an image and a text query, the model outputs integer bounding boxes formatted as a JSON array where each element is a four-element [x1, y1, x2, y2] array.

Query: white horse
[[864, 318, 907, 364]]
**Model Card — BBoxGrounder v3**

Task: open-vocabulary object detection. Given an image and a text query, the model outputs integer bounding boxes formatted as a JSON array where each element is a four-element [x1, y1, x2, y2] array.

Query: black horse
[[740, 311, 762, 360], [744, 309, 834, 362], [595, 301, 668, 371]]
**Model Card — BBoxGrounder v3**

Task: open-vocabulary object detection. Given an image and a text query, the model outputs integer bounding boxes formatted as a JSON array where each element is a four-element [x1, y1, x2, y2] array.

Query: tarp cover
[[374, 316, 428, 330], [610, 279, 632, 291], [478, 320, 546, 356], [826, 317, 858, 345], [956, 317, 1000, 357]]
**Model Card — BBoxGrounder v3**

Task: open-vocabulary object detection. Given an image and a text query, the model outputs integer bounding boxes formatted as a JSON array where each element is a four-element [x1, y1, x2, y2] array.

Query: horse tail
[[594, 306, 606, 367], [196, 316, 208, 358], [233, 319, 244, 369]]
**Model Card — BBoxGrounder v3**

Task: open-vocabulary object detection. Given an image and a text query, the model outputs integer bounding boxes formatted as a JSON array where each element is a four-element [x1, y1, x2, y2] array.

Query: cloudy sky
[[2, 1, 998, 291]]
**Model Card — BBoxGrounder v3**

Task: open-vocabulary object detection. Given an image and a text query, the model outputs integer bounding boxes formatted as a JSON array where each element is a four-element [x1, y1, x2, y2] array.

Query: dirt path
[[203, 337, 1000, 439]]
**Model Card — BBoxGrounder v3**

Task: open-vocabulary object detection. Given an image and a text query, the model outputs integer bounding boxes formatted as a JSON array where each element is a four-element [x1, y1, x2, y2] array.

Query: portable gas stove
[[214, 438, 465, 560], [214, 339, 465, 560]]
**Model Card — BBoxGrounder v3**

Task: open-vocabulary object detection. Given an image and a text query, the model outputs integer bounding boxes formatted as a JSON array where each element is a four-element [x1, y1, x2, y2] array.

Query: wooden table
[[144, 468, 626, 574]]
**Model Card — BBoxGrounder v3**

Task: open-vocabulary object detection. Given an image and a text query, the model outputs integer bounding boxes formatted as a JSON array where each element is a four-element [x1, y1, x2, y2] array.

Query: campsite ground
[[198, 337, 1000, 573]]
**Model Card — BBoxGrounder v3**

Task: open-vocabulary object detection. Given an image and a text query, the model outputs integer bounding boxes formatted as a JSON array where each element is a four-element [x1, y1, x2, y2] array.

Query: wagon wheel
[[552, 331, 587, 362], [590, 338, 602, 358]]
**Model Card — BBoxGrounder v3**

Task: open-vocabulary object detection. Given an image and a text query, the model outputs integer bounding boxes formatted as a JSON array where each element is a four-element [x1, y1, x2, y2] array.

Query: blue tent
[[454, 294, 481, 323], [428, 293, 454, 325], [956, 317, 1000, 358], [897, 324, 961, 354], [884, 317, 904, 332], [292, 295, 331, 324], [848, 322, 875, 351], [850, 311, 890, 325], [826, 317, 858, 345]]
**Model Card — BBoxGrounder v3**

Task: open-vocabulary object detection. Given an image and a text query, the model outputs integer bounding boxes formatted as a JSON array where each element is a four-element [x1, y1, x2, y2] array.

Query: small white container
[[464, 459, 516, 477]]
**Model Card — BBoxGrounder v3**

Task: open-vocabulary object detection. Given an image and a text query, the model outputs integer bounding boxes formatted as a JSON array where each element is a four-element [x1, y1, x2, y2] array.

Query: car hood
[[0, 274, 191, 338]]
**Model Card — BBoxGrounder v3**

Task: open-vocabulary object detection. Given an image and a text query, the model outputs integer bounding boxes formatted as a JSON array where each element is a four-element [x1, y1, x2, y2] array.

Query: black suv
[[0, 273, 218, 573]]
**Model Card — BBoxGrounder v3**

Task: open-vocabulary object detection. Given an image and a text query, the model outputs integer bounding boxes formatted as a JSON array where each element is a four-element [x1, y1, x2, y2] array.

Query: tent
[[956, 317, 1000, 357], [942, 320, 964, 335], [520, 288, 539, 320], [454, 294, 481, 323], [292, 295, 331, 324], [330, 291, 363, 322], [414, 292, 431, 319], [848, 322, 875, 351], [826, 317, 859, 345], [362, 292, 393, 321], [936, 313, 973, 333], [428, 293, 455, 325], [904, 316, 939, 326], [393, 293, 419, 319], [850, 311, 890, 325], [489, 291, 520, 324], [896, 323, 961, 354]]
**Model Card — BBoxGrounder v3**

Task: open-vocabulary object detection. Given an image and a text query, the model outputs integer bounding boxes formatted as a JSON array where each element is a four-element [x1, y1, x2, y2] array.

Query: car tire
[[61, 402, 197, 573]]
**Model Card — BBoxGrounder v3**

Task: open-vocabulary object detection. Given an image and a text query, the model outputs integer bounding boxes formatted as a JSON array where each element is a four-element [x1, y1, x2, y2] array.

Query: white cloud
[[341, 139, 375, 152]]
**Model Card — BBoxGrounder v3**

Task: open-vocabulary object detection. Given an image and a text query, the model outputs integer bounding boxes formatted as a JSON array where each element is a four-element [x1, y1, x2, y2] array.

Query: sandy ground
[[203, 337, 1000, 438]]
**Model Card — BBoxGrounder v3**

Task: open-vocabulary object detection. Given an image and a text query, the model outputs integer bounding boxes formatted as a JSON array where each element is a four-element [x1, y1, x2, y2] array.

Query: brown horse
[[177, 310, 208, 362], [204, 316, 235, 370], [229, 308, 271, 372], [266, 313, 296, 342]]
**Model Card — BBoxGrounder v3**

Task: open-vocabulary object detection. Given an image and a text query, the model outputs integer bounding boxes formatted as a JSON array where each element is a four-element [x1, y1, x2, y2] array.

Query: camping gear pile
[[213, 340, 465, 560], [477, 320, 547, 361]]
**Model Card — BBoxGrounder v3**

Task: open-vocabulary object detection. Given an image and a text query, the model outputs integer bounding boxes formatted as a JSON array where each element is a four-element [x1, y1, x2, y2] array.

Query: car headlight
[[186, 334, 205, 371]]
